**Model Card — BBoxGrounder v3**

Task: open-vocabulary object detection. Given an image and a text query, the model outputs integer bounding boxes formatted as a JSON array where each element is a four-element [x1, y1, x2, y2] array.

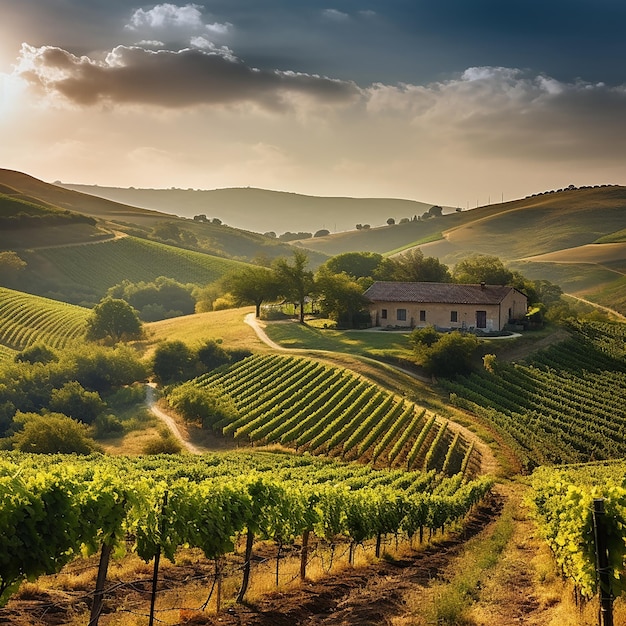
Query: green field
[[443, 321, 626, 468], [185, 353, 479, 474], [263, 321, 412, 358], [21, 236, 249, 305], [0, 287, 90, 351]]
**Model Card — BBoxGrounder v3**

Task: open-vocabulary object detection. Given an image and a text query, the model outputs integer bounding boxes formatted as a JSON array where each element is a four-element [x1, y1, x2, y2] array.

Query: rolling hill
[[0, 169, 321, 263], [59, 183, 454, 234], [298, 185, 626, 313]]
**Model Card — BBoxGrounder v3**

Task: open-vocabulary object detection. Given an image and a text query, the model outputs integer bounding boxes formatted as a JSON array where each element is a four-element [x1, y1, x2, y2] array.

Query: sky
[[2, 1, 626, 207]]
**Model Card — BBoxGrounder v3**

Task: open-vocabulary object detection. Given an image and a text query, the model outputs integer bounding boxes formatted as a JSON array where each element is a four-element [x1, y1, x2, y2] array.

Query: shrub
[[12, 411, 99, 454], [167, 383, 238, 430]]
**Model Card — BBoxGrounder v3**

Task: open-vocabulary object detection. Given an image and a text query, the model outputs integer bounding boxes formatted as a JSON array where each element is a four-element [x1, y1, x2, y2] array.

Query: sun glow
[[0, 72, 27, 118]]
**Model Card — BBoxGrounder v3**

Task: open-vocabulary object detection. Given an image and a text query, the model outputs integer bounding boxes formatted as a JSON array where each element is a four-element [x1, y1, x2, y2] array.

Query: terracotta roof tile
[[363, 281, 519, 305]]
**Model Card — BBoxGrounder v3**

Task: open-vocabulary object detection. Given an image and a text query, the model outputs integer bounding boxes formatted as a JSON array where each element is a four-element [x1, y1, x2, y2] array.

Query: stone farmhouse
[[364, 281, 528, 332]]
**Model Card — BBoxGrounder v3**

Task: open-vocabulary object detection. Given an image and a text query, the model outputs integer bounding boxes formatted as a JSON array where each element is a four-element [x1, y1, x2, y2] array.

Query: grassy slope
[[0, 169, 325, 264], [139, 306, 267, 357], [20, 236, 249, 305]]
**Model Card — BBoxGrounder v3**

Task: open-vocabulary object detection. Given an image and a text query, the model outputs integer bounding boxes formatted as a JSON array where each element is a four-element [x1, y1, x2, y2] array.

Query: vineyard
[[0, 287, 90, 352], [0, 450, 493, 620], [443, 321, 626, 468], [183, 354, 481, 475], [23, 236, 248, 302], [529, 460, 626, 600]]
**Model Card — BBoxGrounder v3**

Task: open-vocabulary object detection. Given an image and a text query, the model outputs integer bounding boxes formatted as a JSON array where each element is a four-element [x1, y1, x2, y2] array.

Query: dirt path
[[145, 383, 202, 454]]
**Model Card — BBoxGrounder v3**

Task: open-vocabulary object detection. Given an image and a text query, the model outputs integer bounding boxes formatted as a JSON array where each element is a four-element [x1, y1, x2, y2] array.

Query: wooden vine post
[[149, 491, 168, 626], [592, 498, 613, 626]]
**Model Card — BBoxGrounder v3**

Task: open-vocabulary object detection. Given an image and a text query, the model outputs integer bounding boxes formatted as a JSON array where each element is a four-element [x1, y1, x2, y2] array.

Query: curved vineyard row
[[184, 354, 479, 475], [28, 236, 248, 298], [0, 450, 494, 608], [0, 287, 89, 351], [443, 321, 626, 469]]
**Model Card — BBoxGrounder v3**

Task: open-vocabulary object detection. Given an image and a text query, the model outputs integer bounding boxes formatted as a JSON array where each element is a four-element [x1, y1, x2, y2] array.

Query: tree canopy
[[86, 298, 143, 344], [385, 249, 451, 283], [319, 251, 385, 280], [12, 411, 99, 454], [273, 250, 314, 324], [453, 254, 513, 285], [222, 266, 280, 318], [107, 277, 196, 321]]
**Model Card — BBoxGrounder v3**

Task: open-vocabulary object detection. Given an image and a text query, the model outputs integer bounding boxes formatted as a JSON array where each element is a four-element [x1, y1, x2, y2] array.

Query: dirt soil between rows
[[179, 491, 504, 626]]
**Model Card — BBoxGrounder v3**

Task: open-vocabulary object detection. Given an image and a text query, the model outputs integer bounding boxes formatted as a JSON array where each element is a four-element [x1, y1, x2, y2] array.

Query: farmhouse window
[[419, 310, 426, 322], [451, 311, 458, 323], [381, 309, 387, 319], [397, 308, 407, 321]]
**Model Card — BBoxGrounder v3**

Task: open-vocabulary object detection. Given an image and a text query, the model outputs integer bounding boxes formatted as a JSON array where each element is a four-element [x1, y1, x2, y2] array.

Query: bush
[[49, 381, 107, 424], [12, 411, 99, 454], [151, 341, 198, 385], [92, 413, 124, 438], [14, 344, 58, 365], [143, 433, 183, 455], [414, 331, 479, 378], [167, 383, 238, 430]]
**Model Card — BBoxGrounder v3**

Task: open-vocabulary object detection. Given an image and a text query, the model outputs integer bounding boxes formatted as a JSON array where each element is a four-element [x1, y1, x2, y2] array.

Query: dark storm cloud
[[16, 43, 360, 109]]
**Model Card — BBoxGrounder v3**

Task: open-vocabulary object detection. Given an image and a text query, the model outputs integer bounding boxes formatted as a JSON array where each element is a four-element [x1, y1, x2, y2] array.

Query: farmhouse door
[[476, 310, 487, 329]]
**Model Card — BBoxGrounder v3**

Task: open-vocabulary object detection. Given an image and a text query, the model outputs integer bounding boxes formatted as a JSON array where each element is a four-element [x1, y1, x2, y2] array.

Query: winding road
[[145, 382, 202, 454]]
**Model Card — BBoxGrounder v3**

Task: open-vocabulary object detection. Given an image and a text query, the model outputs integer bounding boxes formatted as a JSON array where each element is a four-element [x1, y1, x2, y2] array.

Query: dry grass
[[137, 306, 267, 359]]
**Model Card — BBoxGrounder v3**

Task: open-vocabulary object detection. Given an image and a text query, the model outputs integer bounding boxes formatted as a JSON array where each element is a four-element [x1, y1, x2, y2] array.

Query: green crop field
[[185, 353, 480, 475], [23, 236, 249, 303], [0, 287, 90, 351], [443, 321, 626, 469]]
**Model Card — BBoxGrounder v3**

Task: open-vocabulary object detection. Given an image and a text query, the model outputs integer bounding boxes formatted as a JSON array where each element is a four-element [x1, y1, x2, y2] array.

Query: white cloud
[[322, 9, 350, 21], [125, 3, 231, 42], [126, 4, 205, 31]]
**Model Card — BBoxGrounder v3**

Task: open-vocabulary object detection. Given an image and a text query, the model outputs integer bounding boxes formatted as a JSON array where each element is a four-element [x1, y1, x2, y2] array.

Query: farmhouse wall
[[369, 293, 527, 331]]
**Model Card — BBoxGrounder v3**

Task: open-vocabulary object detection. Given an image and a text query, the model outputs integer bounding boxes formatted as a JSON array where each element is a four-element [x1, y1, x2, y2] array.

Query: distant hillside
[[299, 185, 626, 314], [0, 169, 323, 264], [59, 183, 453, 234]]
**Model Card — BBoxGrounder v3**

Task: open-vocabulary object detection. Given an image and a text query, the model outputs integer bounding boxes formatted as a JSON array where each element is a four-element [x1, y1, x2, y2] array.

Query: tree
[[413, 331, 479, 378], [48, 381, 106, 425], [151, 340, 198, 385], [107, 277, 196, 321], [167, 383, 238, 430], [273, 250, 314, 324], [222, 266, 280, 318], [314, 269, 368, 328], [386, 249, 451, 282], [314, 229, 330, 237], [428, 205, 443, 217], [319, 252, 385, 280], [12, 411, 99, 454], [0, 251, 26, 288], [196, 339, 231, 371], [14, 344, 58, 365], [386, 218, 396, 225], [86, 298, 143, 343], [453, 254, 513, 285]]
